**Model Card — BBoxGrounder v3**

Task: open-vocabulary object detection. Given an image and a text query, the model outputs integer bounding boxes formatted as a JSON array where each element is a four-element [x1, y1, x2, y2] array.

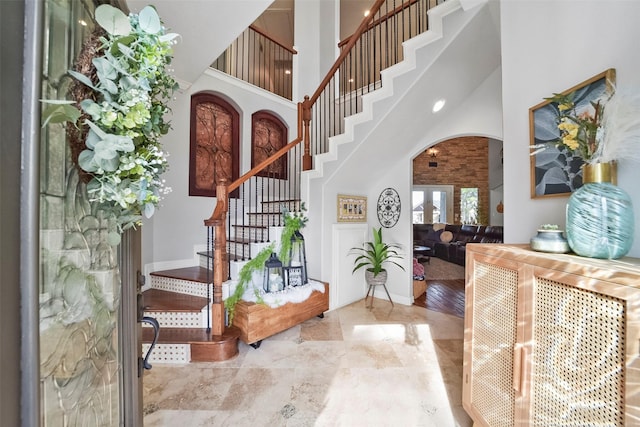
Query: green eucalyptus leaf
[[85, 119, 108, 139], [95, 4, 132, 36], [93, 57, 118, 81], [138, 6, 161, 34], [101, 78, 119, 94], [137, 77, 151, 92], [41, 103, 81, 127], [99, 155, 120, 172], [78, 149, 98, 172], [119, 76, 136, 90], [85, 128, 100, 149], [116, 42, 135, 60], [80, 99, 101, 117], [68, 70, 97, 90]]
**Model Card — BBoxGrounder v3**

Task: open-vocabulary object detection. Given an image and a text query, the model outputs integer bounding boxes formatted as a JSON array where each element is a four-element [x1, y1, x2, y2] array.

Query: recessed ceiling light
[[79, 19, 88, 26], [285, 70, 291, 75], [432, 99, 445, 113]]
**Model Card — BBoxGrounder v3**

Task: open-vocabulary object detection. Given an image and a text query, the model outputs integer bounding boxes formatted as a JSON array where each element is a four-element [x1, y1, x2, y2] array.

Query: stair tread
[[143, 289, 208, 312], [143, 326, 241, 344], [195, 252, 243, 262], [151, 266, 210, 283], [228, 237, 268, 244], [262, 198, 299, 204]]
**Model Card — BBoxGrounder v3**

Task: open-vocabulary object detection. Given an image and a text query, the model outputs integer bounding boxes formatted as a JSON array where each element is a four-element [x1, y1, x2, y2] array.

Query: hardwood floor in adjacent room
[[413, 279, 466, 318]]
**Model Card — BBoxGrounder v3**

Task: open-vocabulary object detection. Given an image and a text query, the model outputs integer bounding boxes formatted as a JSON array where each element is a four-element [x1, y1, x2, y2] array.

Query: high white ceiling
[[126, 0, 273, 86]]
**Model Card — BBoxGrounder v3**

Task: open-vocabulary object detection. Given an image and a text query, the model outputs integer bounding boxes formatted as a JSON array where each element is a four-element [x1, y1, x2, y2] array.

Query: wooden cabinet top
[[466, 243, 640, 287]]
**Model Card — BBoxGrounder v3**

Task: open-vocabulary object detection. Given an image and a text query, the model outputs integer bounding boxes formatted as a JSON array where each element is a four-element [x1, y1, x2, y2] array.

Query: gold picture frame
[[529, 68, 616, 198], [337, 194, 367, 222]]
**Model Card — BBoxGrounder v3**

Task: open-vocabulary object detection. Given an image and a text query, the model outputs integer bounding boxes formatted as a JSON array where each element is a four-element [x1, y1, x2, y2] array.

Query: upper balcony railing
[[211, 25, 296, 100]]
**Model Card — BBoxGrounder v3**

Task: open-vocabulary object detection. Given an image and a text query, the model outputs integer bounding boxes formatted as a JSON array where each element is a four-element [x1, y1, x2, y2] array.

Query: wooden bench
[[233, 281, 329, 348]]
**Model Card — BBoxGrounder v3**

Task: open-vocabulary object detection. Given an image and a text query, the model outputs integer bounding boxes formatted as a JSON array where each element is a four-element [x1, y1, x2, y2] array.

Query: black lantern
[[263, 252, 284, 293], [284, 230, 308, 287]]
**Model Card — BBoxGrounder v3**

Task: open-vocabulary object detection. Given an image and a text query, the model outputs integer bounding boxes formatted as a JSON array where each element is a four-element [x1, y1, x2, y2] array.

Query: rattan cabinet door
[[463, 252, 521, 427], [525, 272, 629, 427]]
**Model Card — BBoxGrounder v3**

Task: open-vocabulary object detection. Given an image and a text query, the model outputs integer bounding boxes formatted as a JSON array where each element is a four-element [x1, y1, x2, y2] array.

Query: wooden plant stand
[[233, 282, 329, 348]]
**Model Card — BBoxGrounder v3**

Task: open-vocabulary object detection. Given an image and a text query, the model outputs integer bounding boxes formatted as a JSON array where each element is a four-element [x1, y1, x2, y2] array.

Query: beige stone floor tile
[[143, 299, 473, 426], [240, 340, 303, 368], [220, 367, 296, 412], [294, 340, 348, 368]]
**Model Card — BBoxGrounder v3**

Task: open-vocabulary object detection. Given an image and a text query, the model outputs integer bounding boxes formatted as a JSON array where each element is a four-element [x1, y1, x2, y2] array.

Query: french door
[[412, 185, 453, 224]]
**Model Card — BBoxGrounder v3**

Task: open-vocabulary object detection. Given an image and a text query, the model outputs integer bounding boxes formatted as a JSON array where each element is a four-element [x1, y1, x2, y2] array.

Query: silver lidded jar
[[530, 227, 570, 254]]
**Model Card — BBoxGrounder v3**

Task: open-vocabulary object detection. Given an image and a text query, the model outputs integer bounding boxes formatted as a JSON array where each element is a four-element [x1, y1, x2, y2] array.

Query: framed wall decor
[[377, 187, 401, 228], [337, 194, 367, 222], [529, 68, 616, 198]]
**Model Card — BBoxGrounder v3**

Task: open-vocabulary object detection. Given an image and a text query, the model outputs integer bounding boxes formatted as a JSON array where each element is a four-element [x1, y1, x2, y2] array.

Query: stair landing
[[143, 268, 238, 363]]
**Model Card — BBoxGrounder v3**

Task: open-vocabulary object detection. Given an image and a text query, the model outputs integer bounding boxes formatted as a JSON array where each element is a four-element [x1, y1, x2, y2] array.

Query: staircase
[[142, 199, 299, 363], [142, 0, 498, 363]]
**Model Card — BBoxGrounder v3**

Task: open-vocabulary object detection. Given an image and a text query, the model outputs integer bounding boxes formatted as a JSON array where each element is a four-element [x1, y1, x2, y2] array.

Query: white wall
[[294, 0, 339, 100], [142, 70, 298, 274], [501, 0, 640, 257], [311, 64, 504, 308]]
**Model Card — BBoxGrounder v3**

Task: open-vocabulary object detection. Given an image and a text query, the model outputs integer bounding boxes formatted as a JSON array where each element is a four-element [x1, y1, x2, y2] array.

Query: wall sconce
[[427, 148, 438, 167]]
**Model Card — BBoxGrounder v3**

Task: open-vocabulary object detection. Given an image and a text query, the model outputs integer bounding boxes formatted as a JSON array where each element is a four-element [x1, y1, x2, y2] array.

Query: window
[[460, 187, 479, 224], [412, 185, 453, 224]]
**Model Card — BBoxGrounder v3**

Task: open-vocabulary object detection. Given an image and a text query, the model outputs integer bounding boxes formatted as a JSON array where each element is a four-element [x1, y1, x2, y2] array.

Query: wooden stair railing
[[204, 105, 305, 336], [205, 0, 442, 336]]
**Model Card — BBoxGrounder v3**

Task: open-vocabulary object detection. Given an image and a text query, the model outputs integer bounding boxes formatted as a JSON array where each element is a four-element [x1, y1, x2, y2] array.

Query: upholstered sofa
[[413, 223, 504, 266]]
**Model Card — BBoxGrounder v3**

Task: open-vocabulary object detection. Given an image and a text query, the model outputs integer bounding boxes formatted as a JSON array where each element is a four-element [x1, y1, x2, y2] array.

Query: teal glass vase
[[566, 162, 634, 259]]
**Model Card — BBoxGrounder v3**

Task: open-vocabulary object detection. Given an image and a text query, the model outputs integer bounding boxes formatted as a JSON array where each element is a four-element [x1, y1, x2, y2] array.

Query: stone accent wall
[[413, 136, 489, 224]]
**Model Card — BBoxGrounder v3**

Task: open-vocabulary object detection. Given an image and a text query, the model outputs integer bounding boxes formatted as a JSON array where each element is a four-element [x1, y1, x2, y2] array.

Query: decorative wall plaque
[[377, 187, 401, 228]]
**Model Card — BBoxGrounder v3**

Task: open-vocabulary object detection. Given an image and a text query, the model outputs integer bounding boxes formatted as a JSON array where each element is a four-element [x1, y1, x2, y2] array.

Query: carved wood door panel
[[189, 93, 239, 197], [252, 111, 287, 179]]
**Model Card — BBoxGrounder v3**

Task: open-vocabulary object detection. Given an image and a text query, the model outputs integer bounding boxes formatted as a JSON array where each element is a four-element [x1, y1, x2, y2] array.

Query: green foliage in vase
[[351, 227, 405, 277], [42, 4, 179, 232]]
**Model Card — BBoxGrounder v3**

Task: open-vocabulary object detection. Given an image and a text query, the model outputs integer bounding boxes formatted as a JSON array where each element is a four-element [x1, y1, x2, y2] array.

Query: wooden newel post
[[207, 179, 229, 336], [302, 96, 312, 171]]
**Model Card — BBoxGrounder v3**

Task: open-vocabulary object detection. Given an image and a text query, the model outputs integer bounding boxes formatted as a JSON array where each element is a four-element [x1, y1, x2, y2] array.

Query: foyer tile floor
[[143, 297, 472, 426]]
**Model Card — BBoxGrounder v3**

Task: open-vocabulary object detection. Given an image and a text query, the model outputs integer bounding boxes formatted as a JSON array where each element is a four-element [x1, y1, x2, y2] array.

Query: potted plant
[[351, 227, 405, 288]]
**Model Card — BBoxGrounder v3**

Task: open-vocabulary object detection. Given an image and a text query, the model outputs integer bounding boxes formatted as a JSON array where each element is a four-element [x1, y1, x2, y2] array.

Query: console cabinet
[[462, 244, 640, 426]]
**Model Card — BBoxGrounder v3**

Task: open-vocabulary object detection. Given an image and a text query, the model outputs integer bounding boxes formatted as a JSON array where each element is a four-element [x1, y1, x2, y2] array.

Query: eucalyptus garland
[[224, 204, 308, 325], [42, 4, 179, 232]]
